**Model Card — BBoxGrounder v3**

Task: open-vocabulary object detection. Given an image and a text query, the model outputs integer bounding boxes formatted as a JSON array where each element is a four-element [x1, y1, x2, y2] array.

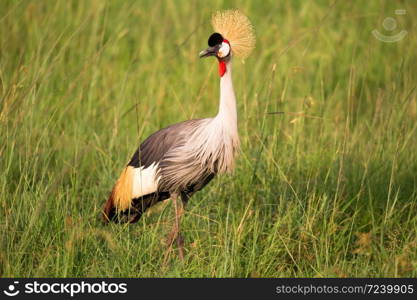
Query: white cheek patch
[[218, 42, 230, 58]]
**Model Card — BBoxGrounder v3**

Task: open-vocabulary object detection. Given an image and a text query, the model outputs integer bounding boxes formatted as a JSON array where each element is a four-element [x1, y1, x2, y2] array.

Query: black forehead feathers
[[208, 32, 223, 46]]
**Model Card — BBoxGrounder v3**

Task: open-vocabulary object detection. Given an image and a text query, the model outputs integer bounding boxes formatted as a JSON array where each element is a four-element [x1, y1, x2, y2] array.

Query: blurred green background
[[0, 0, 416, 277]]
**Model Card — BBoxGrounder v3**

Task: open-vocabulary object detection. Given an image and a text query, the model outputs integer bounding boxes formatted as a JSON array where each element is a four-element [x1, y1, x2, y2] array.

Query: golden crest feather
[[211, 9, 256, 59]]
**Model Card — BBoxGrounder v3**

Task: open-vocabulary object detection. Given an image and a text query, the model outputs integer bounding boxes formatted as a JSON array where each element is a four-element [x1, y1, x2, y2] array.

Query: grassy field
[[1, 0, 416, 277]]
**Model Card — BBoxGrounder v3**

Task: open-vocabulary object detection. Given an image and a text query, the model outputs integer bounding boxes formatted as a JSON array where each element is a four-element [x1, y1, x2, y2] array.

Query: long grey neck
[[215, 61, 237, 133]]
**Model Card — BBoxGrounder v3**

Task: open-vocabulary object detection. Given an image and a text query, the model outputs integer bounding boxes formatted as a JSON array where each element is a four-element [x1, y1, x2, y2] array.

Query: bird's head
[[199, 33, 231, 61], [199, 33, 231, 77], [199, 10, 255, 77]]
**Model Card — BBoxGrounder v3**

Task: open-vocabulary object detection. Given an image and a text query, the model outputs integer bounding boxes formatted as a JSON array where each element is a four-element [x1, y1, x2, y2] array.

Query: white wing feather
[[131, 162, 160, 198]]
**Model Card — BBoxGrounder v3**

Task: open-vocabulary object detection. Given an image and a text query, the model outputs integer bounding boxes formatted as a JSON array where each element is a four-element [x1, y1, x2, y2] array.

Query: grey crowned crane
[[103, 10, 255, 258]]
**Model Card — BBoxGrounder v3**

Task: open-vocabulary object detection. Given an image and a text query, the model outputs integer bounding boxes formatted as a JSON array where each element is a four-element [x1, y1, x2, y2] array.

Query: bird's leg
[[174, 195, 185, 260], [175, 192, 191, 258], [165, 193, 185, 260]]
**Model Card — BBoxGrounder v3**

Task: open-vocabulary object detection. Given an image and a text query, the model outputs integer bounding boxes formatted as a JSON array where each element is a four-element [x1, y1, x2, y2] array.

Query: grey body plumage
[[124, 119, 217, 221], [106, 103, 239, 223]]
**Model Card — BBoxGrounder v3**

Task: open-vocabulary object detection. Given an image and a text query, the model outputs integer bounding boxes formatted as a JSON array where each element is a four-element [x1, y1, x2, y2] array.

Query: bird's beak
[[199, 46, 217, 58]]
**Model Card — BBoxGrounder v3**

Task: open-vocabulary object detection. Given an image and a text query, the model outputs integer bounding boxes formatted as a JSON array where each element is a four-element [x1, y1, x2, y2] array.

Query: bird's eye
[[217, 42, 230, 58]]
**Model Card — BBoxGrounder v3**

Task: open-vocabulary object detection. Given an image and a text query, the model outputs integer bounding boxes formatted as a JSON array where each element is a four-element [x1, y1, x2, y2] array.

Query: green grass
[[1, 0, 417, 277]]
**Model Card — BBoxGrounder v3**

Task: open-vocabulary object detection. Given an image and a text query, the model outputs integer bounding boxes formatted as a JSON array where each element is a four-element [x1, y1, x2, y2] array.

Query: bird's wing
[[124, 119, 202, 200], [128, 119, 204, 169], [103, 119, 205, 221], [103, 118, 210, 222]]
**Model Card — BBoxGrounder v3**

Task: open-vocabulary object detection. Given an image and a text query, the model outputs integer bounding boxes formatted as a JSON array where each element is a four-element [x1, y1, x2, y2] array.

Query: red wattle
[[218, 61, 226, 77]]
